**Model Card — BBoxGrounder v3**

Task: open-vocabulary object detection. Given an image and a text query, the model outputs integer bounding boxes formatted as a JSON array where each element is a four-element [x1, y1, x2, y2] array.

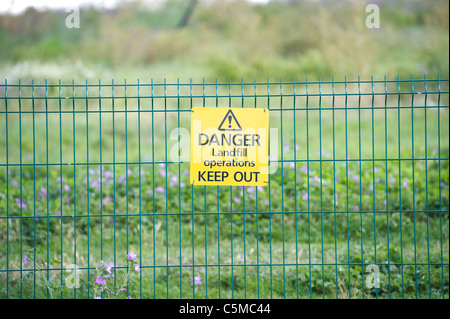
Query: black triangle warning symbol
[[218, 109, 242, 131]]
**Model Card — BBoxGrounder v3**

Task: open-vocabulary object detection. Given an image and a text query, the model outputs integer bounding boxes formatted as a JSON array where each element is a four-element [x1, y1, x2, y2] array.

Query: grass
[[0, 0, 448, 300], [0, 79, 448, 299]]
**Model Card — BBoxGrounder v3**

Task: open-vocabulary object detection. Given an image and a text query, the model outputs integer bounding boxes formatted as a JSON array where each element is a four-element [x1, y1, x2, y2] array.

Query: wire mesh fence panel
[[0, 76, 448, 299]]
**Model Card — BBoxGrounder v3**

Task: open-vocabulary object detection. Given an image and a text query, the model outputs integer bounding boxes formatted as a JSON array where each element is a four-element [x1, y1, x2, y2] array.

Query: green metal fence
[[0, 76, 448, 299]]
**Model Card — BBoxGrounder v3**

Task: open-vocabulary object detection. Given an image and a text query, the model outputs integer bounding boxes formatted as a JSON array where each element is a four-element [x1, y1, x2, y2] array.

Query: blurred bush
[[0, 0, 448, 82]]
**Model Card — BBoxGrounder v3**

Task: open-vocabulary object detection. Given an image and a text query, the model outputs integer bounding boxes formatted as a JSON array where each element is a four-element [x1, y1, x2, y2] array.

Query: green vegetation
[[0, 0, 448, 82], [0, 92, 448, 298], [0, 151, 448, 298], [0, 0, 448, 299]]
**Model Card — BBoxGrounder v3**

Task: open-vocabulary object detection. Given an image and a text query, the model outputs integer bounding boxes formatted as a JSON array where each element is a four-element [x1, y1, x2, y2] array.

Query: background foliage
[[0, 0, 448, 83]]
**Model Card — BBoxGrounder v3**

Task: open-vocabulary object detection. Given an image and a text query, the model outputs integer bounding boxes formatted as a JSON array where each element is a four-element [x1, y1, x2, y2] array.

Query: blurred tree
[[178, 0, 198, 28]]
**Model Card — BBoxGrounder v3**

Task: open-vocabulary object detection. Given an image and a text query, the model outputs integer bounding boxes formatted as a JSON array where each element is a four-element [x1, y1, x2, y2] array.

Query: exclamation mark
[[228, 115, 232, 128]]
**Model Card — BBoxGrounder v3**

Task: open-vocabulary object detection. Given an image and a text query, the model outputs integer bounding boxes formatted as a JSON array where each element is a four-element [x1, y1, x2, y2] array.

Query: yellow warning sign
[[190, 107, 269, 186]]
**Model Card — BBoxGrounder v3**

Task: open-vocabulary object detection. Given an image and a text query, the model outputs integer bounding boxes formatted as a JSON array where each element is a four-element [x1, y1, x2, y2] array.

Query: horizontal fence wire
[[0, 76, 449, 299]]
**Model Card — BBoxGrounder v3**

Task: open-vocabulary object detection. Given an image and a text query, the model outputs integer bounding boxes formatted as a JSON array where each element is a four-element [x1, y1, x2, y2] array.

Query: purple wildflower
[[102, 197, 113, 205], [55, 211, 61, 216], [127, 251, 137, 262], [95, 296, 102, 299], [95, 276, 106, 285], [23, 253, 29, 266], [159, 170, 166, 177], [302, 193, 308, 201], [105, 171, 113, 179], [158, 162, 165, 168], [11, 180, 18, 186], [234, 197, 241, 204], [353, 205, 360, 211], [403, 178, 409, 188], [134, 264, 140, 272], [121, 288, 126, 292], [127, 296, 131, 299], [301, 166, 308, 174], [64, 185, 70, 192], [15, 198, 27, 210], [106, 262, 114, 274], [389, 178, 396, 185], [170, 176, 178, 186], [147, 189, 153, 195], [91, 180, 99, 189], [198, 269, 205, 273], [191, 276, 202, 285], [289, 272, 293, 276], [156, 186, 164, 194], [284, 144, 290, 152]]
